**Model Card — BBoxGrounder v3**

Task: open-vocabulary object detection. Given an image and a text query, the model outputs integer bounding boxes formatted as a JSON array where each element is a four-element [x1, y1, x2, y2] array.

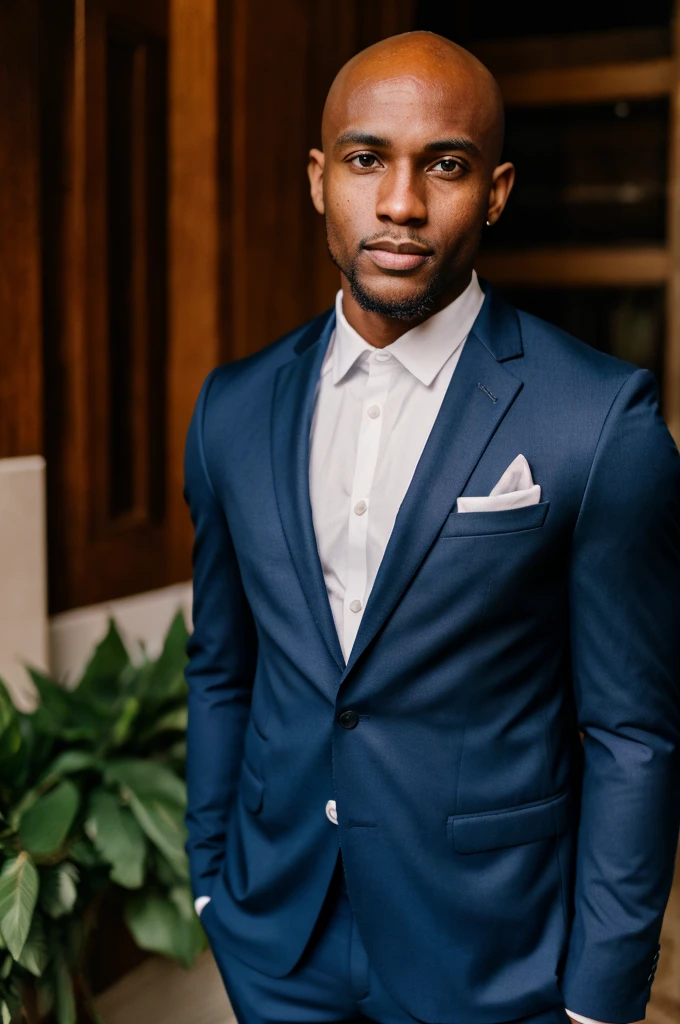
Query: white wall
[[0, 457, 48, 711], [49, 580, 193, 684], [0, 452, 193, 704]]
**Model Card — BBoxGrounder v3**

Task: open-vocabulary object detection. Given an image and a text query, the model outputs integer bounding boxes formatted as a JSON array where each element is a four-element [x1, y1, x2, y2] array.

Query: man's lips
[[362, 240, 433, 271]]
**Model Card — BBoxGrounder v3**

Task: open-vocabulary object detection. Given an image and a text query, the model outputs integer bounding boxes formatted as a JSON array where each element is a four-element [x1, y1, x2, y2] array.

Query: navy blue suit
[[183, 282, 680, 1024]]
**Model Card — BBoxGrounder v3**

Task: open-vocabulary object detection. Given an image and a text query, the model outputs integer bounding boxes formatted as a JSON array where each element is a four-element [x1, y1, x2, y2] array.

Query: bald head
[[322, 32, 505, 167], [307, 31, 514, 338]]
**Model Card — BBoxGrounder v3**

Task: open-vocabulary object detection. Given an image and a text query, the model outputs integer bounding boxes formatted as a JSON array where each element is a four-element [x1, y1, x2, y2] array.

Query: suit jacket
[[183, 281, 680, 1024]]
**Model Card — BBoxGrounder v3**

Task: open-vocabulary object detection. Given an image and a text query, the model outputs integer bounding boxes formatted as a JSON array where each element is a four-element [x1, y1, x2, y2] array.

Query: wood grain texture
[[41, 0, 172, 611], [499, 59, 673, 108], [166, 0, 221, 582], [0, 0, 43, 459], [476, 247, 669, 287]]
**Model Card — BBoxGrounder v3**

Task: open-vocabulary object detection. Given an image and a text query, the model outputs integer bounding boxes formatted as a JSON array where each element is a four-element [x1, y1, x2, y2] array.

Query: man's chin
[[348, 276, 442, 322]]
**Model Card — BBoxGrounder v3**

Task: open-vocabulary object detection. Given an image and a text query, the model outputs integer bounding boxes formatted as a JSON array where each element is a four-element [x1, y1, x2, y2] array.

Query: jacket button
[[339, 709, 359, 729]]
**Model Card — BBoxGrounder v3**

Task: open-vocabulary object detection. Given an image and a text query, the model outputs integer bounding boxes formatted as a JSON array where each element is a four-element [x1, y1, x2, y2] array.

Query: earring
[[486, 219, 491, 226]]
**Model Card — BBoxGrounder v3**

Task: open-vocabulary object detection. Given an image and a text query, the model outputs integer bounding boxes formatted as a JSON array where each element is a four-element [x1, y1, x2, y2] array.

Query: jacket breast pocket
[[439, 499, 550, 539], [447, 788, 570, 853], [240, 758, 265, 815]]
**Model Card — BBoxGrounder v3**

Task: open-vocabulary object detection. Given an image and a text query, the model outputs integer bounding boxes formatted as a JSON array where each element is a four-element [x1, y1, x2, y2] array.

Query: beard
[[326, 227, 450, 322]]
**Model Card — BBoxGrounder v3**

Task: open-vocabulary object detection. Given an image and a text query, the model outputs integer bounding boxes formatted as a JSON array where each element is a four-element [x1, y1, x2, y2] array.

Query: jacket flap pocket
[[449, 789, 569, 853], [439, 499, 550, 538], [240, 758, 265, 814]]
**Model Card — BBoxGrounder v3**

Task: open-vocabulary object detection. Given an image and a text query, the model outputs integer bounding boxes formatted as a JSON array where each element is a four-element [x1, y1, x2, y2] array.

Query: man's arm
[[183, 368, 258, 904], [561, 368, 680, 1024]]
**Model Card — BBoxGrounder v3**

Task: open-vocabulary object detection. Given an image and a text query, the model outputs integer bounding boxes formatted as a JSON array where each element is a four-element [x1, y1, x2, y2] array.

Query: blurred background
[[1, 1, 679, 1021]]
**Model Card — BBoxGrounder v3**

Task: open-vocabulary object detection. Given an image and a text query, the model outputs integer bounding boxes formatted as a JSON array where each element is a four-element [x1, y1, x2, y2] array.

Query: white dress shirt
[[193, 270, 614, 1024]]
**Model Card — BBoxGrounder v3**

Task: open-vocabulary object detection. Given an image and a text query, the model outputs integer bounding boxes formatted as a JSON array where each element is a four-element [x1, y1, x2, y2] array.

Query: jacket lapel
[[339, 284, 525, 681], [270, 284, 526, 684], [271, 309, 346, 672]]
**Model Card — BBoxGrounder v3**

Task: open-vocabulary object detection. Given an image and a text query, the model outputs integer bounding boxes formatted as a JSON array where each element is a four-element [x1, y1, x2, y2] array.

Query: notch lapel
[[339, 290, 525, 682], [270, 310, 346, 673]]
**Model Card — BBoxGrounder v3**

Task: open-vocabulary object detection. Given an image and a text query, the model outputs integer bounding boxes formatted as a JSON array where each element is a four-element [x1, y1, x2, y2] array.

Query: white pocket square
[[456, 454, 541, 513]]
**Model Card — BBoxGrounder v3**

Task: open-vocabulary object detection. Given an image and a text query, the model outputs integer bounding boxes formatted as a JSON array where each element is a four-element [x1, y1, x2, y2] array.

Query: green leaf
[[140, 612, 189, 707], [0, 1000, 10, 1024], [16, 909, 49, 976], [67, 839, 105, 868], [27, 669, 114, 743], [0, 680, 21, 765], [54, 951, 76, 1024], [126, 794, 189, 880], [152, 847, 185, 887], [19, 780, 80, 857], [76, 619, 131, 708], [124, 891, 202, 967], [39, 863, 79, 919], [84, 791, 146, 889], [168, 884, 195, 922], [110, 696, 140, 747], [104, 759, 186, 808], [0, 852, 39, 959], [4, 973, 23, 1017], [37, 750, 103, 787], [137, 705, 187, 744]]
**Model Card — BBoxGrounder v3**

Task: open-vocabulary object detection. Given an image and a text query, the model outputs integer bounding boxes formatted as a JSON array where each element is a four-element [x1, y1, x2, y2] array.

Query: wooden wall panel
[[41, 0, 172, 611], [0, 0, 43, 459], [166, 0, 221, 581]]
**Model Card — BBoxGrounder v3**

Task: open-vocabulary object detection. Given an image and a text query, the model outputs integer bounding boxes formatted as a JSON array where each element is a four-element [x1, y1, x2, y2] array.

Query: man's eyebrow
[[332, 132, 482, 157], [425, 137, 481, 157], [334, 131, 391, 150]]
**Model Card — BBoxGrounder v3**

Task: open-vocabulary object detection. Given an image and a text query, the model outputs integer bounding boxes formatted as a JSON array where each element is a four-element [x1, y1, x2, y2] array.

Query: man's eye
[[432, 158, 461, 174], [351, 153, 379, 169]]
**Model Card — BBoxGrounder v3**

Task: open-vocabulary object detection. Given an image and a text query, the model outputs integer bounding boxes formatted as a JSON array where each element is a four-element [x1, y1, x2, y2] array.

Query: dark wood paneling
[[0, 0, 43, 459], [41, 0, 171, 611], [166, 0, 222, 582]]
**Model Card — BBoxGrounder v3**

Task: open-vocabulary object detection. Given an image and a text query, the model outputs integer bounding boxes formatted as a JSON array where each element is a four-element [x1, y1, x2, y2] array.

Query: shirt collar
[[327, 269, 485, 387]]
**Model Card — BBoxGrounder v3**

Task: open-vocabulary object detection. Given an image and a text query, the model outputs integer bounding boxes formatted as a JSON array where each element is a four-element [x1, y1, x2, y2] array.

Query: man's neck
[[339, 269, 473, 348]]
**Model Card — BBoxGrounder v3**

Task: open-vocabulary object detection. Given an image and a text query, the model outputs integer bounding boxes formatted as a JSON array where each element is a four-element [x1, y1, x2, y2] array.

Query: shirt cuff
[[565, 1009, 618, 1024], [194, 895, 211, 917]]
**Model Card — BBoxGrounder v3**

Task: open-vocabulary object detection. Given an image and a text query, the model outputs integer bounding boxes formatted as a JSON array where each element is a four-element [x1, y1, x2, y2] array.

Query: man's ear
[[308, 148, 325, 215], [486, 162, 515, 226]]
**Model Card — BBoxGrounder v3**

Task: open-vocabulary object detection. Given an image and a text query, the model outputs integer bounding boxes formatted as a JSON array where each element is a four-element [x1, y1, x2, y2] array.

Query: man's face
[[309, 71, 512, 321]]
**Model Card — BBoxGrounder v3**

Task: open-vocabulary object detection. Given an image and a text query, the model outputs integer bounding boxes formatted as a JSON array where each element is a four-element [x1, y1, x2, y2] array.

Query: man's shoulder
[[512, 303, 641, 391], [513, 304, 639, 385], [205, 307, 334, 401]]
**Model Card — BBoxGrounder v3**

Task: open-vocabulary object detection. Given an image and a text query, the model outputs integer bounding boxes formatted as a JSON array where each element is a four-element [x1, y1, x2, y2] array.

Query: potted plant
[[0, 612, 208, 1024]]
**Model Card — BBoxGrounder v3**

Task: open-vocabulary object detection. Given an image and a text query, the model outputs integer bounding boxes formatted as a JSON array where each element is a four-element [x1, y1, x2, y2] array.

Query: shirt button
[[375, 350, 390, 361], [349, 599, 362, 613], [326, 799, 338, 824], [367, 405, 381, 418], [354, 499, 367, 515]]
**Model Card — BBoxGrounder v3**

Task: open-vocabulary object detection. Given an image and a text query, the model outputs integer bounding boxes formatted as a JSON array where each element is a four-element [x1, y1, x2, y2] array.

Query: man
[[183, 30, 680, 1024]]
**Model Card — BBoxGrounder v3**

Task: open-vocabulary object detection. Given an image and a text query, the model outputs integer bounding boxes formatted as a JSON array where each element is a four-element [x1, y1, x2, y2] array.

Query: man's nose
[[375, 165, 427, 225]]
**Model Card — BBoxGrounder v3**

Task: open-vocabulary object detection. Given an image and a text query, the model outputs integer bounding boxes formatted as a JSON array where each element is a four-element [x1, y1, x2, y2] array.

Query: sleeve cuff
[[194, 895, 211, 917], [565, 1009, 620, 1024]]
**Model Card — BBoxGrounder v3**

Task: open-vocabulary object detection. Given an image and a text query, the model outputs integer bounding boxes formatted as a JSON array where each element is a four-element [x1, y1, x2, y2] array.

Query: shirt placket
[[343, 350, 393, 661]]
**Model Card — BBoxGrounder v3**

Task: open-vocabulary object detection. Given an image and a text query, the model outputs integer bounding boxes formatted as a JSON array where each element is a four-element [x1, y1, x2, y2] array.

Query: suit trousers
[[206, 850, 573, 1024]]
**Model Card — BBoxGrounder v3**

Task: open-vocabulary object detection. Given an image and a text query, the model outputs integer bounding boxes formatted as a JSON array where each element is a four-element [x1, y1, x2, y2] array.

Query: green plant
[[0, 611, 207, 1024]]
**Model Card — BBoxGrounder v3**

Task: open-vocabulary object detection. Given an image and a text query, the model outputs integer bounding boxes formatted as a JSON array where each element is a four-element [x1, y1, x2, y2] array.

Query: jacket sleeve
[[561, 367, 680, 1023], [183, 368, 258, 899]]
